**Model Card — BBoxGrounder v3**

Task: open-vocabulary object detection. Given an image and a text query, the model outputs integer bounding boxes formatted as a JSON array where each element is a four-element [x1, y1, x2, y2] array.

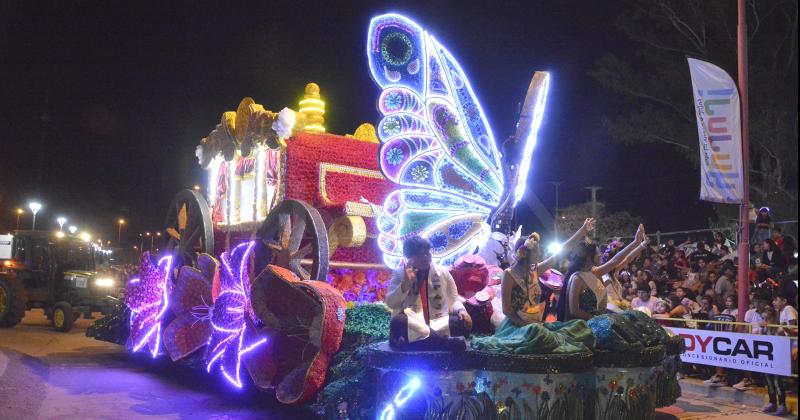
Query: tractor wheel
[[52, 302, 75, 332], [0, 276, 27, 328]]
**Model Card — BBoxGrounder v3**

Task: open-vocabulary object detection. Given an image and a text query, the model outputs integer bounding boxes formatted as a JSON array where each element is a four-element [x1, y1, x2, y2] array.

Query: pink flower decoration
[[126, 252, 173, 358], [162, 253, 219, 361], [205, 241, 268, 388]]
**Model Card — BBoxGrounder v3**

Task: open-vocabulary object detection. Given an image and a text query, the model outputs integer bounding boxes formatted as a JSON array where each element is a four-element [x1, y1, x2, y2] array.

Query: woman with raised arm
[[501, 218, 596, 326], [556, 224, 647, 321], [603, 236, 650, 305], [471, 219, 598, 355]]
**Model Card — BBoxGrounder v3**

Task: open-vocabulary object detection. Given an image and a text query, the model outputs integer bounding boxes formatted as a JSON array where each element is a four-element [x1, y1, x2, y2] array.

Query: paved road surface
[[0, 310, 308, 420], [1, 310, 793, 419]]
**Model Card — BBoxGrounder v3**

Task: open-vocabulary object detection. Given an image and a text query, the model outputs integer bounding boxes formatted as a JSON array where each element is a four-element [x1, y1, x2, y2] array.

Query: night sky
[[0, 1, 715, 243]]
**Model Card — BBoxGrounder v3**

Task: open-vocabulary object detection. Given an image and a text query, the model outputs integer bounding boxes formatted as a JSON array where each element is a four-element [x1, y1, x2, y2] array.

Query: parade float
[[89, 13, 684, 419]]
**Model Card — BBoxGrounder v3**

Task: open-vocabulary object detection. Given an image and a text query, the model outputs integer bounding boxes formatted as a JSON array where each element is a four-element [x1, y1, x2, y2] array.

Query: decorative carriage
[[126, 83, 400, 404], [164, 82, 394, 302]]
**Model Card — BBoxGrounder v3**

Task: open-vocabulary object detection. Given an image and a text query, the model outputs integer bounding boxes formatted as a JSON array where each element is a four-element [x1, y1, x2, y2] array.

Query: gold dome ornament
[[298, 82, 325, 133], [347, 123, 379, 144]]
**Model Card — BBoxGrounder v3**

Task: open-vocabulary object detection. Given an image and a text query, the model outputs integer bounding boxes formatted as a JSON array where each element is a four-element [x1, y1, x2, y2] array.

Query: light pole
[[155, 231, 161, 253], [15, 209, 23, 230], [146, 232, 152, 252], [57, 217, 67, 231], [28, 202, 42, 231], [117, 219, 126, 246]]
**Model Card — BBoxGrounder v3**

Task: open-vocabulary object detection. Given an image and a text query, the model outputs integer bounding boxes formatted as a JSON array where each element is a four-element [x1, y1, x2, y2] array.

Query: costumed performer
[[603, 236, 650, 312], [470, 219, 599, 355], [501, 218, 597, 327], [386, 236, 473, 352], [556, 224, 647, 321]]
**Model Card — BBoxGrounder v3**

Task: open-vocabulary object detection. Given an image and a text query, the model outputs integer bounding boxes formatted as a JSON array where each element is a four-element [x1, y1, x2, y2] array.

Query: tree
[[559, 202, 642, 241], [590, 0, 798, 221]]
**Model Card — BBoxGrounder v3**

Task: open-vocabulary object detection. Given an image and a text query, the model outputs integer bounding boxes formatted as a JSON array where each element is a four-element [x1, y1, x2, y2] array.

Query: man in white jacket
[[386, 236, 472, 351]]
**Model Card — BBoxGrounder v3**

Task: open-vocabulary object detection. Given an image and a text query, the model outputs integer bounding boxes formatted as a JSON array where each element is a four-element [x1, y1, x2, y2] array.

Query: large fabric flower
[[205, 241, 267, 388], [125, 252, 173, 357], [248, 265, 346, 404], [162, 253, 219, 361]]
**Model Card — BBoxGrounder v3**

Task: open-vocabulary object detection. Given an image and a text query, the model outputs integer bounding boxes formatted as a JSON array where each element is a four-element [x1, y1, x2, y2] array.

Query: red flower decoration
[[608, 379, 618, 390], [246, 264, 346, 404], [533, 385, 542, 396]]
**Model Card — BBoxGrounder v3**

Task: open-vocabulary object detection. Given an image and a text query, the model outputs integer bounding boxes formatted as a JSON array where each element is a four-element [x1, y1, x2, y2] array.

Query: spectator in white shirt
[[773, 292, 798, 335], [721, 294, 738, 318], [631, 283, 660, 313]]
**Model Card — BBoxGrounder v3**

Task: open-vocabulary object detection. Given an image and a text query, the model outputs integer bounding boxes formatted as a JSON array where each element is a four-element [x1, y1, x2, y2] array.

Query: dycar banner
[[672, 327, 793, 376], [687, 58, 744, 204]]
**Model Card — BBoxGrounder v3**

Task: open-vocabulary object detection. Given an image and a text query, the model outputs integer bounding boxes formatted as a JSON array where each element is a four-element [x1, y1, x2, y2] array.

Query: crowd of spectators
[[594, 225, 797, 414]]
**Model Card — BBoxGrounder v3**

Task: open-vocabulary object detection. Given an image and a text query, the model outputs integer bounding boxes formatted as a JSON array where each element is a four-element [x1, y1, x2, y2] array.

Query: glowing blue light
[[379, 375, 422, 420], [393, 376, 421, 405], [513, 72, 550, 207]]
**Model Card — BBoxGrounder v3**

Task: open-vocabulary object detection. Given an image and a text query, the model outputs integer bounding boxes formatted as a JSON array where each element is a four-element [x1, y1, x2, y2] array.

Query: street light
[[117, 218, 126, 246], [57, 217, 67, 231], [68, 225, 78, 234], [28, 202, 42, 231], [15, 209, 23, 230]]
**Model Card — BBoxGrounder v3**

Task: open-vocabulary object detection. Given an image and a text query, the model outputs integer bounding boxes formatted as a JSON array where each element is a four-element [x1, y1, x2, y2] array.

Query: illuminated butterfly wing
[[368, 14, 505, 267]]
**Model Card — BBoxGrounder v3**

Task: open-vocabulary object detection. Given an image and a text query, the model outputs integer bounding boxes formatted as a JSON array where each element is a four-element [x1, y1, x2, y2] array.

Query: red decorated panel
[[285, 132, 393, 206]]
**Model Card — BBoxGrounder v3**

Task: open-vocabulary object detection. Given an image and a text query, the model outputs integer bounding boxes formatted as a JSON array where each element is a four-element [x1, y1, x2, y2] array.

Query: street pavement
[[0, 310, 309, 420], [1, 310, 795, 419]]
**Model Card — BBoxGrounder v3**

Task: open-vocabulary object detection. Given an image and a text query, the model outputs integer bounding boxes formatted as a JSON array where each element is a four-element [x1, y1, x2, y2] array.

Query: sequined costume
[[588, 310, 670, 351]]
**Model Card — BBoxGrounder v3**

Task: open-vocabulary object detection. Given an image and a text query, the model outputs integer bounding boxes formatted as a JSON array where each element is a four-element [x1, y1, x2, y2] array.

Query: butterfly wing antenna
[[511, 72, 551, 208]]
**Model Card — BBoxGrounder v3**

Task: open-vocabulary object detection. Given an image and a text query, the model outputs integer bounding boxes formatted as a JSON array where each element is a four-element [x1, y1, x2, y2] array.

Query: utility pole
[[735, 0, 750, 324], [585, 186, 602, 218], [550, 181, 563, 238]]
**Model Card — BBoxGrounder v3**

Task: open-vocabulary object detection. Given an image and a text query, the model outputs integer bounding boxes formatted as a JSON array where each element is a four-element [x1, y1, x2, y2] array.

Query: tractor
[[0, 231, 119, 332]]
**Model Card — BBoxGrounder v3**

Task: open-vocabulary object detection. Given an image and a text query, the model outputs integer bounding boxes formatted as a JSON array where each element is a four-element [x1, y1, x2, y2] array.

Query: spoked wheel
[[254, 200, 329, 281], [163, 189, 214, 269]]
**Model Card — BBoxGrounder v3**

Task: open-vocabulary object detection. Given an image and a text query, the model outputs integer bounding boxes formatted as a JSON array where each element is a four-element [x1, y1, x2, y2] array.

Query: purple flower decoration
[[205, 241, 267, 388], [126, 252, 173, 358], [162, 254, 218, 361]]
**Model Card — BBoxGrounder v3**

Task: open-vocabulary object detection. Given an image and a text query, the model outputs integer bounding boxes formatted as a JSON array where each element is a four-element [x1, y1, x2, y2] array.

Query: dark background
[[0, 0, 714, 243]]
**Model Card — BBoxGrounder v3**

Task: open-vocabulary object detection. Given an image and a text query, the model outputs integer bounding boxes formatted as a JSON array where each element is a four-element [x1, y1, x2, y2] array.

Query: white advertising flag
[[672, 327, 793, 376], [687, 58, 744, 203]]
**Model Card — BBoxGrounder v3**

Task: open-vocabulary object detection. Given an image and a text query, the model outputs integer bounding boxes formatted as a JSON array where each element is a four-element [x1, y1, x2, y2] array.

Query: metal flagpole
[[735, 0, 750, 324]]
